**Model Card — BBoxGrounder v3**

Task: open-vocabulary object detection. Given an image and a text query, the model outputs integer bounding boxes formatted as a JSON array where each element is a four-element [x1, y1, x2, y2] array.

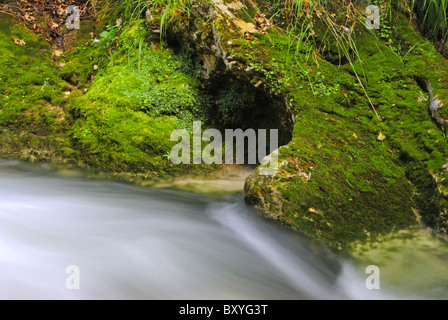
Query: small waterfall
[[0, 160, 444, 299]]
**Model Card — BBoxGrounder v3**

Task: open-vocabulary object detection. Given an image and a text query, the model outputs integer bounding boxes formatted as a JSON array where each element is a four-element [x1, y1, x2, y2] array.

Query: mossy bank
[[0, 12, 217, 180]]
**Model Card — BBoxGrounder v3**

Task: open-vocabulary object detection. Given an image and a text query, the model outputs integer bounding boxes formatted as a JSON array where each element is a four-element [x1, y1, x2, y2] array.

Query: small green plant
[[379, 19, 393, 44], [249, 61, 283, 92], [313, 72, 340, 96], [412, 0, 448, 42], [95, 23, 123, 57], [215, 82, 256, 125], [117, 0, 191, 39], [267, 0, 380, 119], [163, 151, 171, 161]]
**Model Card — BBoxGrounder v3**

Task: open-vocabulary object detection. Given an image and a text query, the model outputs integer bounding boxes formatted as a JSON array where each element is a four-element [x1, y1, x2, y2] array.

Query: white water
[[0, 160, 425, 300]]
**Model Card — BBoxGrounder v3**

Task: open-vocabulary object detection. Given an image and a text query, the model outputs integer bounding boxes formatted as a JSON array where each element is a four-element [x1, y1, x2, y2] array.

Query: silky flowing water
[[0, 160, 447, 299]]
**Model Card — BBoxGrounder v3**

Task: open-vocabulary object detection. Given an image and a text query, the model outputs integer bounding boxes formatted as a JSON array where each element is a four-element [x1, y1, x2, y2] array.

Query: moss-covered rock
[[248, 10, 448, 250], [67, 20, 217, 176], [0, 14, 217, 177], [155, 0, 448, 249]]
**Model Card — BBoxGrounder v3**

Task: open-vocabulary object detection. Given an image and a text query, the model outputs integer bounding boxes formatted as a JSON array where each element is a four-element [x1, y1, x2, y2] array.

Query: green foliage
[[412, 0, 448, 42], [0, 12, 215, 175], [266, 0, 380, 118], [214, 82, 256, 126], [113, 0, 191, 39], [60, 23, 113, 89], [69, 20, 205, 173], [248, 60, 284, 93], [375, 0, 394, 44], [312, 72, 340, 96], [97, 23, 123, 55], [154, 0, 191, 38]]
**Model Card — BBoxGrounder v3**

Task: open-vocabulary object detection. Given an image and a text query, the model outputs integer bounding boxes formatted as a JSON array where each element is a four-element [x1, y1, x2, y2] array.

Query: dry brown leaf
[[13, 38, 26, 46]]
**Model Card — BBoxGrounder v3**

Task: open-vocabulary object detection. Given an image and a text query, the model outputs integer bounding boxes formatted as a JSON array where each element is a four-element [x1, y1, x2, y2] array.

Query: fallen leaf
[[377, 132, 386, 142], [13, 38, 26, 46]]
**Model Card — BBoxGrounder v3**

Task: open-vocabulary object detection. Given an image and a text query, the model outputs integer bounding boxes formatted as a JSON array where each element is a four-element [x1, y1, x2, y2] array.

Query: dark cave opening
[[166, 32, 294, 165], [200, 73, 294, 164]]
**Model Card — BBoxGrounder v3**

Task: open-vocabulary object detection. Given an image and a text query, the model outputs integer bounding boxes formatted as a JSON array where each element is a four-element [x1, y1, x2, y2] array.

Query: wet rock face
[[147, 0, 294, 145]]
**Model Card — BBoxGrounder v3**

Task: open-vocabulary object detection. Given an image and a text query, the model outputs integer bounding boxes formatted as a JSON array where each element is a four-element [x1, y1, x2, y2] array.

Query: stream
[[0, 160, 447, 300]]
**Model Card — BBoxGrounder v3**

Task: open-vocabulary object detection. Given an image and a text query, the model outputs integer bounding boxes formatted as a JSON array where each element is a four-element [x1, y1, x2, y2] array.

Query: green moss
[[241, 7, 448, 249], [68, 20, 213, 176], [271, 107, 416, 249], [0, 15, 216, 177], [59, 33, 107, 89], [0, 14, 72, 161]]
